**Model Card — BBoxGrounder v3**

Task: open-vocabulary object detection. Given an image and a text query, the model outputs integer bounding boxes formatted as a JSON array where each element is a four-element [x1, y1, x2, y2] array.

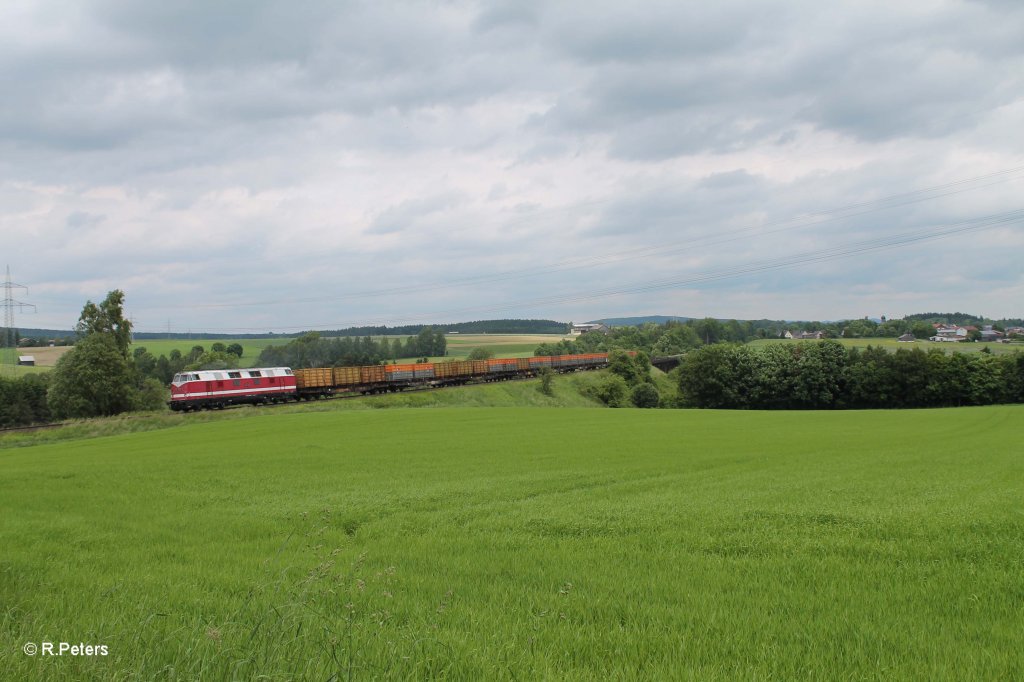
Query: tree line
[[317, 318, 566, 337], [677, 341, 1024, 409], [538, 317, 1024, 357], [256, 329, 447, 369]]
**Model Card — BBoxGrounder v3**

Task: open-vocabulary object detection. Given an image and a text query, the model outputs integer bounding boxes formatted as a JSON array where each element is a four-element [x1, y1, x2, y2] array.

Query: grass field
[[130, 338, 288, 367], [0, 348, 52, 377], [3, 334, 570, 373], [438, 334, 571, 360], [2, 402, 1022, 680], [748, 337, 1024, 355]]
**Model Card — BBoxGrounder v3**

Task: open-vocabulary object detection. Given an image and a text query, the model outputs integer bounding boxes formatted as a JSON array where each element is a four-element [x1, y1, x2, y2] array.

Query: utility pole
[[2, 265, 36, 377]]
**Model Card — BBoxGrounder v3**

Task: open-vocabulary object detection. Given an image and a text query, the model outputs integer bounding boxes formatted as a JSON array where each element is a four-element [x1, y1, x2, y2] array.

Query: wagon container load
[[361, 365, 387, 384], [487, 358, 518, 374], [385, 364, 416, 381], [529, 356, 553, 369], [435, 360, 474, 379], [333, 366, 362, 387], [294, 367, 332, 389], [412, 363, 435, 379]]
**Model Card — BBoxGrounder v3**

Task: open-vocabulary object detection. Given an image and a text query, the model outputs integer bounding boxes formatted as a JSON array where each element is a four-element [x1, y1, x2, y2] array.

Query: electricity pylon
[[2, 266, 36, 377]]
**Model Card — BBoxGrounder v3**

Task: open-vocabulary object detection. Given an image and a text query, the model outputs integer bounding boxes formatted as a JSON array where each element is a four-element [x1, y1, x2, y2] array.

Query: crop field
[[442, 334, 572, 359], [748, 337, 1023, 355], [2, 404, 1022, 680]]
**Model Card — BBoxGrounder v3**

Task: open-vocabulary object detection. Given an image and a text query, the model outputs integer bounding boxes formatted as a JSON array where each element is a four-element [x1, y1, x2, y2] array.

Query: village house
[[979, 325, 1004, 342], [930, 325, 968, 342]]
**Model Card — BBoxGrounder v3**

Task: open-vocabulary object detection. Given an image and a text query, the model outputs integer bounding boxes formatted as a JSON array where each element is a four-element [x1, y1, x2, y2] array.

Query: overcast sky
[[4, 0, 1023, 333]]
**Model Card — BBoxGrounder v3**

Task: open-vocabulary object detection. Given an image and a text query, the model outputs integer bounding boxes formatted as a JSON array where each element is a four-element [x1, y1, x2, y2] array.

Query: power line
[[134, 207, 1024, 333], [2, 265, 37, 377], [143, 165, 1024, 311]]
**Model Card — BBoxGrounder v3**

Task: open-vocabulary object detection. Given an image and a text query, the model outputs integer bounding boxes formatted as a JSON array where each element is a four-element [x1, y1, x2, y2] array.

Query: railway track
[[0, 369, 581, 435]]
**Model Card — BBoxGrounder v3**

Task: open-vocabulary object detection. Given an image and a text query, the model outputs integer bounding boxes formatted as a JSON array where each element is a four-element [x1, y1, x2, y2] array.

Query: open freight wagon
[[292, 352, 610, 397]]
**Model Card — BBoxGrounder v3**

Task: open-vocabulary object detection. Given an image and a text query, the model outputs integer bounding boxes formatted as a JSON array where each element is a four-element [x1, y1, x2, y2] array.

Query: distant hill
[[593, 315, 693, 326], [321, 319, 569, 336], [904, 312, 1024, 327], [11, 328, 74, 339]]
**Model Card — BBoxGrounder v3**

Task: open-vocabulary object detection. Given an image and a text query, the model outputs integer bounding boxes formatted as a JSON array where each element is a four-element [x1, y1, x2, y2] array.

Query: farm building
[[18, 355, 35, 366], [898, 333, 915, 342], [571, 323, 610, 335]]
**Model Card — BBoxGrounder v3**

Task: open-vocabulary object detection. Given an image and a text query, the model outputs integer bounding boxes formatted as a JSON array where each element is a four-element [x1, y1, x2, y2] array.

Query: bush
[[134, 378, 169, 412], [596, 375, 630, 407], [537, 367, 554, 396], [467, 347, 494, 361], [0, 374, 52, 427], [631, 382, 661, 408]]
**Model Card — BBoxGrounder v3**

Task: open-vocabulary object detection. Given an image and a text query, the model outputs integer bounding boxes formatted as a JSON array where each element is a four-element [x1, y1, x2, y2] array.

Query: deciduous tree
[[76, 290, 132, 357], [47, 333, 135, 419]]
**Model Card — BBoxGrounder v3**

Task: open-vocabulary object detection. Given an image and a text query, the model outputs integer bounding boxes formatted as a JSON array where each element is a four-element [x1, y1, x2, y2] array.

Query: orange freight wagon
[[294, 367, 332, 389], [333, 366, 361, 386], [361, 365, 386, 384]]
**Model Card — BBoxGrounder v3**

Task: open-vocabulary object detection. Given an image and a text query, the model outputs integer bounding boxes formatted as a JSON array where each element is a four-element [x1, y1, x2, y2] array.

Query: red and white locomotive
[[169, 367, 297, 411]]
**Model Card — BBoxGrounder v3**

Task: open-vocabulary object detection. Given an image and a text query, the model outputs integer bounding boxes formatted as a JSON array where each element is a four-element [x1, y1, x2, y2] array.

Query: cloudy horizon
[[4, 0, 1023, 333]]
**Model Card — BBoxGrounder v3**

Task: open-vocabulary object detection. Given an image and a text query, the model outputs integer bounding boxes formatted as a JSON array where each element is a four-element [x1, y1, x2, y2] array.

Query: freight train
[[169, 352, 611, 411]]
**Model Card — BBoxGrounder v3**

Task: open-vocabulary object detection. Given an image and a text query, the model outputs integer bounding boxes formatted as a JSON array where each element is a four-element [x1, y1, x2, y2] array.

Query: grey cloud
[[367, 192, 466, 235], [543, 1, 768, 64], [697, 170, 760, 190], [66, 211, 107, 229], [531, 0, 1024, 157], [585, 174, 771, 238], [473, 2, 541, 33]]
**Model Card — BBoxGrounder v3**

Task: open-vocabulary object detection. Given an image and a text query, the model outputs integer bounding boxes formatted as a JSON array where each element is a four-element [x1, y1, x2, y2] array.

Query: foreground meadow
[[2, 406, 1022, 680]]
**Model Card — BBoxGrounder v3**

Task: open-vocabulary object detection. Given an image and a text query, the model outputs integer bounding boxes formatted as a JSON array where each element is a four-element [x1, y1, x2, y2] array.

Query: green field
[[748, 337, 1023, 355], [133, 333, 568, 366], [440, 334, 571, 360], [2, 400, 1022, 680], [130, 338, 290, 367]]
